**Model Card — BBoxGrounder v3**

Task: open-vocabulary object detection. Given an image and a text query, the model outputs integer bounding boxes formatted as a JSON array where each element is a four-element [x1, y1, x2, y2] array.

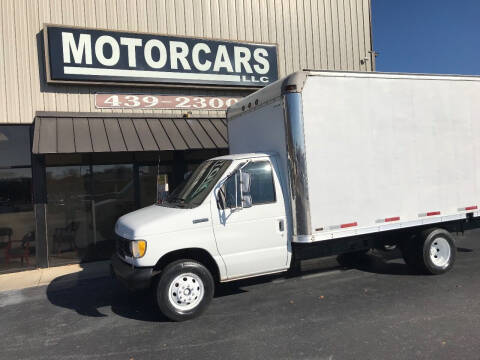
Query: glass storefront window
[[139, 165, 171, 208], [0, 168, 35, 271], [92, 164, 134, 260], [0, 125, 34, 272], [46, 166, 93, 266], [46, 164, 136, 265]]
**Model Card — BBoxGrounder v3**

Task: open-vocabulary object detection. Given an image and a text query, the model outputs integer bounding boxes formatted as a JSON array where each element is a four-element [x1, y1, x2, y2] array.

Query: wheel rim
[[168, 272, 205, 311], [429, 237, 451, 268]]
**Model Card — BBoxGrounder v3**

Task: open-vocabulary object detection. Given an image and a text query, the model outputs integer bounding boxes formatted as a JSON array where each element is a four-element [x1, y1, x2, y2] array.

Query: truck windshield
[[163, 159, 232, 208]]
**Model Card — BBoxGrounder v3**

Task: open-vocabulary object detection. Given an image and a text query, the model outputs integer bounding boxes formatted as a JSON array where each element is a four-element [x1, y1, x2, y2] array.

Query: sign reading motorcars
[[44, 25, 278, 88]]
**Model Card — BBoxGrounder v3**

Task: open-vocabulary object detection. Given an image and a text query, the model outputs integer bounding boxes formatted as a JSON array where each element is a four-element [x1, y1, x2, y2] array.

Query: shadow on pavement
[[457, 247, 474, 253], [46, 270, 293, 320], [46, 272, 169, 322], [337, 243, 476, 276], [46, 264, 344, 321], [336, 249, 416, 276]]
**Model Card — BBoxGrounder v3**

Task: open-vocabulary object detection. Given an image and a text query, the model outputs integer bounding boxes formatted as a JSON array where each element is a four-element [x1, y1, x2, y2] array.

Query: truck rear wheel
[[155, 260, 214, 321], [402, 229, 456, 275]]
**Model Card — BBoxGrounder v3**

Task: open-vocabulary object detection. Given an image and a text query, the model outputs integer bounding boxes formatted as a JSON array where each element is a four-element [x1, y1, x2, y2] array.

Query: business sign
[[44, 25, 278, 88], [95, 93, 241, 111]]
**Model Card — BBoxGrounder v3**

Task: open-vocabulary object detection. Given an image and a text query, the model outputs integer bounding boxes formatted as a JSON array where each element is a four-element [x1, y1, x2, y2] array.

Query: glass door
[[46, 165, 94, 266]]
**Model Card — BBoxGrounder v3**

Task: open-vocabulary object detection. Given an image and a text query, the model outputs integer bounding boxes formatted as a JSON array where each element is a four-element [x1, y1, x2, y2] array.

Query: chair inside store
[[0, 227, 12, 250], [0, 227, 12, 269], [5, 231, 34, 265], [53, 221, 79, 255]]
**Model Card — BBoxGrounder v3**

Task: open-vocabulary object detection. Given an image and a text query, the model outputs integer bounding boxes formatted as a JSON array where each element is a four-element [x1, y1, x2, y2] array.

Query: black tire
[[421, 229, 456, 274], [155, 259, 214, 322], [401, 229, 456, 275]]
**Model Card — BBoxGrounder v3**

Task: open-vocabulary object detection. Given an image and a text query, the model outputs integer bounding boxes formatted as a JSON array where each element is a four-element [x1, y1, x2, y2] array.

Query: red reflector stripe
[[385, 217, 400, 222], [341, 222, 357, 228], [426, 211, 441, 216], [465, 206, 478, 211]]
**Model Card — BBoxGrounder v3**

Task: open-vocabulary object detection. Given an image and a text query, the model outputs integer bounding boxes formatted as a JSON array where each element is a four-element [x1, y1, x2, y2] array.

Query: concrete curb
[[0, 261, 111, 292]]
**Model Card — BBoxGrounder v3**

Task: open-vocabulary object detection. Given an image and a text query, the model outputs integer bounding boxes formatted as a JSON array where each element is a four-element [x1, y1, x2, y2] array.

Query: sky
[[371, 0, 480, 75]]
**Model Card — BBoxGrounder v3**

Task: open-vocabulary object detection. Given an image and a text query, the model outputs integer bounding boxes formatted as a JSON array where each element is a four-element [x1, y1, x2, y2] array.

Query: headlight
[[130, 240, 147, 258]]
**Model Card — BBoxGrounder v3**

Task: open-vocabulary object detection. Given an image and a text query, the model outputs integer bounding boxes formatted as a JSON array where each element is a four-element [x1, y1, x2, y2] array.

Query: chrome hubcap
[[168, 273, 204, 311], [429, 237, 451, 268]]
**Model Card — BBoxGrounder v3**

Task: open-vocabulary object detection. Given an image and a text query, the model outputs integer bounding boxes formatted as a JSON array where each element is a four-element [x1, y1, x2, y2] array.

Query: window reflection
[[46, 166, 93, 266], [92, 164, 134, 260], [139, 165, 171, 208], [0, 168, 35, 271], [46, 164, 136, 265]]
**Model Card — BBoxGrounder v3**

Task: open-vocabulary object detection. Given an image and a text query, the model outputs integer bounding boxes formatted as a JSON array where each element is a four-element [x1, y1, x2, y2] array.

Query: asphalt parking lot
[[2, 230, 480, 360]]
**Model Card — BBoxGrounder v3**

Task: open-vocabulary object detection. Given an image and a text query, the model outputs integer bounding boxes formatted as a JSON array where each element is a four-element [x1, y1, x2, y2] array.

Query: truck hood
[[115, 204, 210, 239]]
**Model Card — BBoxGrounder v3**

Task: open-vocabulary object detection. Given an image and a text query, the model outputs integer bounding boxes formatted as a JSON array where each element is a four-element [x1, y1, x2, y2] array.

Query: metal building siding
[[0, 0, 373, 124]]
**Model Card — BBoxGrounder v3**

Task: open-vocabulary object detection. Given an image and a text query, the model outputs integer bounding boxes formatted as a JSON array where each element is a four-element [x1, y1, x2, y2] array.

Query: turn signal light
[[130, 240, 147, 258]]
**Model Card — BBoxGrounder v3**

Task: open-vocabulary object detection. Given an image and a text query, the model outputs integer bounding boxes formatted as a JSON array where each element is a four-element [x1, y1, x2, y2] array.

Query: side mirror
[[216, 186, 226, 210], [216, 170, 252, 211], [240, 172, 252, 209]]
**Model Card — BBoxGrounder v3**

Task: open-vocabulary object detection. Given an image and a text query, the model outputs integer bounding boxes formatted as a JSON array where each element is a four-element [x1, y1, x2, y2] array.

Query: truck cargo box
[[227, 71, 480, 243]]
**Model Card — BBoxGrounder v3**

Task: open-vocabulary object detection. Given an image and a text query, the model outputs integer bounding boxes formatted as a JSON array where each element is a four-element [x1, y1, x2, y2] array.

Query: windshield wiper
[[169, 197, 186, 203]]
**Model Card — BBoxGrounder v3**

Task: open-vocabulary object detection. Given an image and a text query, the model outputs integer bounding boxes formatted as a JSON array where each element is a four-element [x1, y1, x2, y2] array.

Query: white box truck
[[112, 71, 480, 321]]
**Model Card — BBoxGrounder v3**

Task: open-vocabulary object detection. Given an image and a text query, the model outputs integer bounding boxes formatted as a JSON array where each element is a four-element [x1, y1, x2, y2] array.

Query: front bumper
[[110, 254, 157, 291]]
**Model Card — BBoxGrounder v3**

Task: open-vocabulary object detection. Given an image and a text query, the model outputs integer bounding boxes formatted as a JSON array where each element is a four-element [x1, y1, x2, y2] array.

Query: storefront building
[[0, 0, 373, 272]]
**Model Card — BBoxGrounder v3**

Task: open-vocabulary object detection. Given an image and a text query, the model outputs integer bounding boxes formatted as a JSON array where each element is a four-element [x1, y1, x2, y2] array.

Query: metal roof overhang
[[32, 113, 228, 154]]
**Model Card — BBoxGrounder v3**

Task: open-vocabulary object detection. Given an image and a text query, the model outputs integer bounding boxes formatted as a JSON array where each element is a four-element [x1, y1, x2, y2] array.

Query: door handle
[[278, 219, 285, 232]]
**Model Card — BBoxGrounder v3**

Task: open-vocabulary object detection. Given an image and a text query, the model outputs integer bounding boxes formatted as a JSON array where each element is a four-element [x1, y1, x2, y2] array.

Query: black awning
[[32, 115, 228, 154]]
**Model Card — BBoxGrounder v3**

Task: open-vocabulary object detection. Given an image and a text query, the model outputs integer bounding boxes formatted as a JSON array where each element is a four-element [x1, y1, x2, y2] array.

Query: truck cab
[[112, 152, 291, 321]]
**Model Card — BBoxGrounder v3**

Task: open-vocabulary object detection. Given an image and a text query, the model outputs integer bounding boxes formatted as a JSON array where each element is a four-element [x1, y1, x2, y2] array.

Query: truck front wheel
[[155, 260, 214, 321], [402, 229, 456, 275]]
